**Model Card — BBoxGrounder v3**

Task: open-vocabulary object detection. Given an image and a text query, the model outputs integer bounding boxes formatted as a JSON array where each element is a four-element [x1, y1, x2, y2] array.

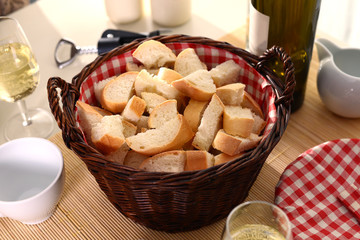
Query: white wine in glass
[[0, 17, 54, 141]]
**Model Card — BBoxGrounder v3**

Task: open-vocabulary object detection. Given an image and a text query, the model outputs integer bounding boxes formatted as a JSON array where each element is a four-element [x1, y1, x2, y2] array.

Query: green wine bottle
[[248, 0, 321, 112]]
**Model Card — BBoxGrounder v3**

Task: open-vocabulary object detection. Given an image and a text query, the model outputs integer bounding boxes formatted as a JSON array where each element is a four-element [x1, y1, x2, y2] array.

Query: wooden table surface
[[1, 27, 359, 240]]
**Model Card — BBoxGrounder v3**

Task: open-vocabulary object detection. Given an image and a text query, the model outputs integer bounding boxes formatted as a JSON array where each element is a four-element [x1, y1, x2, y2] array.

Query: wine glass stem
[[16, 100, 32, 126]]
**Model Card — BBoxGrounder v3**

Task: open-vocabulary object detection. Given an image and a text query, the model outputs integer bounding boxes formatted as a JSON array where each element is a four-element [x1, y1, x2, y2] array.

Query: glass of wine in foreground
[[0, 17, 54, 141], [221, 201, 292, 240]]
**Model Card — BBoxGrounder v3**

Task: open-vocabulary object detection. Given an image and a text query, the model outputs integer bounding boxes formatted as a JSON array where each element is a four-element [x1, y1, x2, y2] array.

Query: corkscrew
[[54, 29, 170, 69]]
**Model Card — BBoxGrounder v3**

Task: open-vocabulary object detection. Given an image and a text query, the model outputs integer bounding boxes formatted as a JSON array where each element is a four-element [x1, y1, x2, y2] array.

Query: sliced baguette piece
[[136, 115, 149, 133], [214, 152, 244, 166], [157, 67, 183, 84], [184, 150, 214, 171], [192, 94, 225, 151], [223, 106, 254, 138], [104, 144, 130, 164], [183, 99, 209, 132], [139, 150, 186, 172], [123, 150, 148, 169], [101, 71, 138, 114], [252, 112, 266, 135], [94, 77, 113, 105], [126, 62, 159, 75], [174, 48, 207, 76], [212, 129, 262, 156], [76, 101, 104, 146], [93, 106, 112, 116], [209, 60, 242, 87], [132, 40, 176, 69], [122, 119, 137, 138], [135, 69, 184, 104], [121, 95, 146, 124], [126, 114, 194, 155], [140, 92, 167, 114], [241, 91, 264, 119], [216, 83, 245, 106], [171, 69, 216, 101], [148, 99, 178, 129], [91, 115, 125, 155]]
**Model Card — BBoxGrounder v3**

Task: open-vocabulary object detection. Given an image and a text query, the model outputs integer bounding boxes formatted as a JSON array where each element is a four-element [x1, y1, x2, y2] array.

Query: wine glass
[[0, 17, 54, 141], [221, 201, 293, 240]]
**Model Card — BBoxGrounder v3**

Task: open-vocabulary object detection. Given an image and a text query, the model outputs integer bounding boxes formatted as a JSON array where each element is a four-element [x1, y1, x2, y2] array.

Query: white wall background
[[317, 0, 360, 48]]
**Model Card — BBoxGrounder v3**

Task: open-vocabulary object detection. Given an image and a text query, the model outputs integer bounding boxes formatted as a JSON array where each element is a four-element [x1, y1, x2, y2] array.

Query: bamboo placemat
[[1, 27, 360, 239]]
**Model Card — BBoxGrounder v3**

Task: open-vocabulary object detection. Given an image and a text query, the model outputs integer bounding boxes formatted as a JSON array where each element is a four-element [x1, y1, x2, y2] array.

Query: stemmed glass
[[0, 17, 54, 141]]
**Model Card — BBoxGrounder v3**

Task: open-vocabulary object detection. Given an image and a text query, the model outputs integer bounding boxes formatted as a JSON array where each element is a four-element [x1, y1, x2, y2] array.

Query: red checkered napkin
[[77, 42, 277, 139], [275, 139, 360, 240]]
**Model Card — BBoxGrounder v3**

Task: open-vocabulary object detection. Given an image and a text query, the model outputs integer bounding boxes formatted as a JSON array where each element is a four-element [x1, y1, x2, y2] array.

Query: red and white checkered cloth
[[77, 42, 277, 139], [275, 138, 360, 240]]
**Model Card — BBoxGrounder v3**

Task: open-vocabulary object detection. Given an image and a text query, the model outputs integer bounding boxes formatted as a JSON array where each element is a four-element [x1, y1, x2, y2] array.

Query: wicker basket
[[47, 35, 294, 232]]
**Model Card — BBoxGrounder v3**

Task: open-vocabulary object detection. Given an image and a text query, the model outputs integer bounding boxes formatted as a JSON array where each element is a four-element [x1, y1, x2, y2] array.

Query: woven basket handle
[[47, 77, 84, 148], [255, 46, 295, 107]]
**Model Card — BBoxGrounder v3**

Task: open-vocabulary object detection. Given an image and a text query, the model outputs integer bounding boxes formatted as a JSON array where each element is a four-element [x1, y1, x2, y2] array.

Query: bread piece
[[126, 62, 144, 72], [174, 48, 207, 76], [101, 72, 138, 114], [252, 112, 266, 135], [171, 69, 216, 101], [241, 91, 264, 118], [140, 92, 167, 114], [123, 150, 148, 169], [157, 67, 183, 84], [121, 95, 146, 124], [209, 60, 242, 87], [192, 94, 225, 151], [94, 77, 113, 105], [223, 106, 254, 138], [216, 83, 245, 106], [184, 150, 214, 171], [132, 40, 176, 69], [183, 99, 208, 132], [135, 69, 184, 104], [76, 101, 104, 146], [93, 106, 112, 116], [136, 115, 149, 133], [148, 99, 178, 129], [122, 119, 137, 138], [212, 130, 262, 156], [126, 114, 194, 155], [214, 152, 244, 166], [91, 115, 125, 155], [104, 144, 130, 164], [139, 150, 186, 172]]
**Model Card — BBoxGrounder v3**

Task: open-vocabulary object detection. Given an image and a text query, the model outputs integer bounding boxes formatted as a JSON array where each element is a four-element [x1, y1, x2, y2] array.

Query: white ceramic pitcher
[[315, 38, 360, 118]]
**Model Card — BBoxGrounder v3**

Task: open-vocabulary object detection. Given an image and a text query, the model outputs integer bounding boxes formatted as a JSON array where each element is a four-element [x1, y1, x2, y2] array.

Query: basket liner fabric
[[275, 138, 360, 240], [77, 42, 277, 139]]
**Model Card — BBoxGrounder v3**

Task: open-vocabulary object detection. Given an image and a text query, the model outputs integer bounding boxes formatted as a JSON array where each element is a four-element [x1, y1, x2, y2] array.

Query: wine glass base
[[4, 108, 55, 141]]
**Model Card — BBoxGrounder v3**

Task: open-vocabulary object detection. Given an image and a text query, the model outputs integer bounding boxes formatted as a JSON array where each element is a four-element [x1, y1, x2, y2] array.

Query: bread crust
[[183, 99, 208, 132], [126, 114, 194, 155], [101, 72, 138, 114], [132, 40, 176, 69], [171, 70, 216, 101], [223, 106, 254, 138], [241, 91, 264, 118], [214, 152, 244, 166], [139, 150, 186, 172], [212, 129, 262, 156], [184, 150, 214, 171]]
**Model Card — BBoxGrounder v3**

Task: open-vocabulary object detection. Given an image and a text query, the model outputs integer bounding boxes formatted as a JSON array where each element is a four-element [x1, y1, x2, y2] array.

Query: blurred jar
[[104, 0, 142, 24], [151, 0, 192, 27]]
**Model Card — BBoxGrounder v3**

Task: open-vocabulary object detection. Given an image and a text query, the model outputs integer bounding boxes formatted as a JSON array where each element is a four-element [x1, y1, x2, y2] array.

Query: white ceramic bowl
[[0, 137, 65, 224]]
